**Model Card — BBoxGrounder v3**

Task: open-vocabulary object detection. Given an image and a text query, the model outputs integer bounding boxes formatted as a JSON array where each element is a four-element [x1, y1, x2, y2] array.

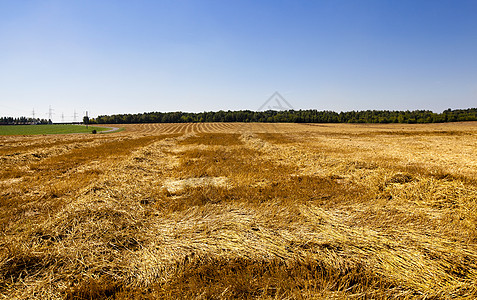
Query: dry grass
[[1, 122, 477, 299]]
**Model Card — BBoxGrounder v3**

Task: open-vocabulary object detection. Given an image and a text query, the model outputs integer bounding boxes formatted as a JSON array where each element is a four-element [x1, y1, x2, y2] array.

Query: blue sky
[[1, 0, 476, 121]]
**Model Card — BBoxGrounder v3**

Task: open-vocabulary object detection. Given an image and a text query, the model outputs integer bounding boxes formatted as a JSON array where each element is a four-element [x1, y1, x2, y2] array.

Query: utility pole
[[31, 108, 36, 124], [61, 113, 65, 123], [84, 111, 89, 129]]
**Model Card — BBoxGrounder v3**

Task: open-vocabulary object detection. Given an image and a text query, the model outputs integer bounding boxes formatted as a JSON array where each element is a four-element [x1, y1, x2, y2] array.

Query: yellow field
[[1, 122, 477, 299]]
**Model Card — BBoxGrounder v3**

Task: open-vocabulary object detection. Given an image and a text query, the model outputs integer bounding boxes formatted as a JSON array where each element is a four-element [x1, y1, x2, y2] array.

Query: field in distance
[[0, 124, 110, 135], [1, 122, 476, 299]]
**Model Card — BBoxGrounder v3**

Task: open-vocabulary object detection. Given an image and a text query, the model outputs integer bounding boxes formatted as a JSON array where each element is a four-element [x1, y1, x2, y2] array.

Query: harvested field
[[1, 122, 477, 299]]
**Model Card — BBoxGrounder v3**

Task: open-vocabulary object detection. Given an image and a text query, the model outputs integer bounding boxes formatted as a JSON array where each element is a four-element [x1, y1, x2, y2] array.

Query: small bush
[[92, 130, 97, 134]]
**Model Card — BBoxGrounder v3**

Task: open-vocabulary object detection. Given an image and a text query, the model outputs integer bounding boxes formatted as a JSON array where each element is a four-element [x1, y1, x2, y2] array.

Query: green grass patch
[[0, 125, 110, 136]]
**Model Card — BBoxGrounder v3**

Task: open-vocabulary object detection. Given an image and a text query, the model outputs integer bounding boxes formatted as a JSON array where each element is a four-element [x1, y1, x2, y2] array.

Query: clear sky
[[1, 0, 476, 121]]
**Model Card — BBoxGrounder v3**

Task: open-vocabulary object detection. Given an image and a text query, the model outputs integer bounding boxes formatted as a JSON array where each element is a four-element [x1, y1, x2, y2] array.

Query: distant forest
[[2, 108, 476, 125], [0, 117, 51, 125], [93, 108, 477, 124]]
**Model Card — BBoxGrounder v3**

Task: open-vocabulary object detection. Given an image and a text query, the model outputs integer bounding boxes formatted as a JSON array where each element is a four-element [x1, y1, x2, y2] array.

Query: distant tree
[[83, 116, 89, 128]]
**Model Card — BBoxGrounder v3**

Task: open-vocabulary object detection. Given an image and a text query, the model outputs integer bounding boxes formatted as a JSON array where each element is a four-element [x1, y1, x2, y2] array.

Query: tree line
[[2, 108, 476, 125], [92, 108, 477, 124], [0, 117, 51, 125]]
